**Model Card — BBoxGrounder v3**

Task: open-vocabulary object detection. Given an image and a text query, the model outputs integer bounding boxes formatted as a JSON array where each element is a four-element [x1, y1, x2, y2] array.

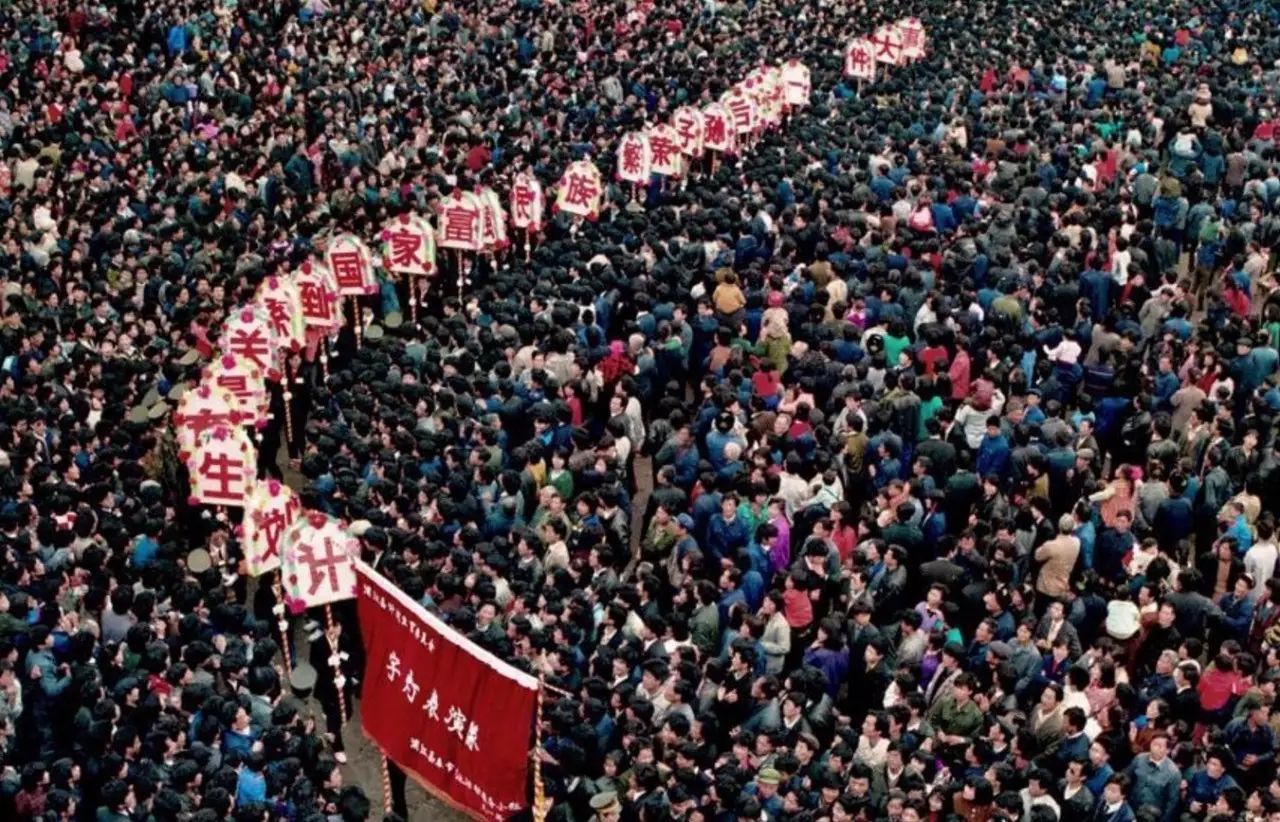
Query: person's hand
[[29, 666, 41, 680], [1244, 753, 1258, 767]]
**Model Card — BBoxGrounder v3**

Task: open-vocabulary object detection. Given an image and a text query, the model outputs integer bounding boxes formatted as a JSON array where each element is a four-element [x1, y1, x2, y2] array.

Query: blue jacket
[[976, 433, 1011, 480], [706, 514, 750, 565], [1124, 754, 1181, 822]]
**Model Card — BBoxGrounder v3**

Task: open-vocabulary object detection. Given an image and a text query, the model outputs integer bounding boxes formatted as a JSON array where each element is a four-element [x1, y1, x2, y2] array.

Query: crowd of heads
[[4, 0, 1280, 820]]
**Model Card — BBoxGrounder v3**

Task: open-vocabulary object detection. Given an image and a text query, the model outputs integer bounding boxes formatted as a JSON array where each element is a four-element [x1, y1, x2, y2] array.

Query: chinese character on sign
[[386, 229, 424, 271], [899, 18, 925, 59], [672, 107, 704, 156], [197, 451, 246, 504], [464, 721, 480, 751], [621, 139, 647, 178], [648, 131, 681, 176], [227, 326, 272, 370], [845, 40, 876, 80], [871, 26, 904, 65], [254, 508, 289, 563], [402, 670, 420, 703], [726, 97, 754, 132], [263, 297, 293, 338], [704, 113, 728, 148], [298, 280, 332, 324], [510, 174, 544, 231], [297, 537, 349, 596], [445, 706, 467, 738], [328, 251, 368, 293], [441, 204, 479, 248], [385, 652, 401, 681], [424, 689, 439, 720], [562, 172, 599, 211]]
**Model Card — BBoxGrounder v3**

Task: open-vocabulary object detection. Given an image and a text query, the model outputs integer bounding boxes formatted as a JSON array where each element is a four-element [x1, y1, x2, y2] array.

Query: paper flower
[[286, 597, 307, 615]]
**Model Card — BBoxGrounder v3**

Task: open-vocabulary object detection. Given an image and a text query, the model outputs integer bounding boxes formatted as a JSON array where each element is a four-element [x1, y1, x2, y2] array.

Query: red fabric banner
[[355, 560, 539, 820]]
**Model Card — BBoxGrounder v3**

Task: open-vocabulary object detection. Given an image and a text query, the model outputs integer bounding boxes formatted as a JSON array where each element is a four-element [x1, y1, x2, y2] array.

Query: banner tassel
[[532, 674, 547, 822], [380, 753, 393, 814]]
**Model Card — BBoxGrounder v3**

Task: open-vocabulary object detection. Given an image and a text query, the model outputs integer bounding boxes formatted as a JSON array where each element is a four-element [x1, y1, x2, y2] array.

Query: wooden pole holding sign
[[323, 604, 348, 724], [350, 297, 363, 350], [273, 570, 293, 674]]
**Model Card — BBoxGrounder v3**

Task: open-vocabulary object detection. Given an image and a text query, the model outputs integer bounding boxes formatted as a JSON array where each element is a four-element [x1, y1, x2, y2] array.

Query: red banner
[[355, 561, 539, 820]]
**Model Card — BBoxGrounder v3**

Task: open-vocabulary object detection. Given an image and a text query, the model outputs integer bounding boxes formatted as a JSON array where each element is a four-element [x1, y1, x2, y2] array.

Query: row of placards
[[845, 17, 927, 79], [615, 60, 812, 183]]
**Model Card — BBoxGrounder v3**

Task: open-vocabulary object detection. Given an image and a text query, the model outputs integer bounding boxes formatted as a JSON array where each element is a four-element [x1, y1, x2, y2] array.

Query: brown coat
[[1034, 535, 1081, 599]]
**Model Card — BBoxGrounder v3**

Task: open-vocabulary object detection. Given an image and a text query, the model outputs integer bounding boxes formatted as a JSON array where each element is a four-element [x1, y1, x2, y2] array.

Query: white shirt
[[1245, 541, 1278, 591]]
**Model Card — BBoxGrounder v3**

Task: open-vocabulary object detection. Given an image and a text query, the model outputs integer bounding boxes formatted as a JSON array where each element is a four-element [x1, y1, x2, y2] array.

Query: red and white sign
[[781, 60, 812, 107], [187, 425, 254, 508], [257, 275, 306, 353], [845, 38, 876, 79], [702, 102, 737, 153], [379, 214, 436, 277], [554, 160, 603, 220], [616, 132, 652, 184], [898, 17, 926, 61], [477, 188, 509, 252], [242, 478, 301, 577], [326, 234, 376, 297], [647, 124, 684, 178], [510, 173, 545, 232], [175, 383, 240, 457], [281, 512, 358, 609], [871, 25, 905, 65], [720, 87, 757, 136], [356, 560, 538, 822], [219, 303, 281, 380], [437, 191, 483, 252], [672, 106, 705, 157], [204, 353, 269, 427], [294, 260, 341, 330]]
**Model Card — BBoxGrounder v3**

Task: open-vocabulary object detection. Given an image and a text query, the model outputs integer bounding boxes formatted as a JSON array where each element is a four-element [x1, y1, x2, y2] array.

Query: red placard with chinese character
[[701, 102, 737, 153], [845, 38, 876, 80], [256, 276, 306, 353], [897, 17, 926, 61], [672, 106, 705, 157], [720, 87, 757, 136], [554, 159, 603, 220], [281, 512, 358, 608], [242, 478, 301, 576], [647, 124, 684, 178], [294, 260, 340, 330], [174, 383, 240, 458], [871, 24, 905, 66], [356, 561, 538, 822], [781, 60, 811, 107], [219, 304, 281, 380], [326, 234, 375, 296], [616, 132, 651, 184], [477, 188, 509, 252], [436, 191, 483, 252], [186, 425, 254, 508], [204, 353, 269, 427], [509, 173, 544, 232], [379, 214, 436, 277]]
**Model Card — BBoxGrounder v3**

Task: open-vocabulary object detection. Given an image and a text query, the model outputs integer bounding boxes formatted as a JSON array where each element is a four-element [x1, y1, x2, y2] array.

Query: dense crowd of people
[[4, 0, 1280, 820]]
